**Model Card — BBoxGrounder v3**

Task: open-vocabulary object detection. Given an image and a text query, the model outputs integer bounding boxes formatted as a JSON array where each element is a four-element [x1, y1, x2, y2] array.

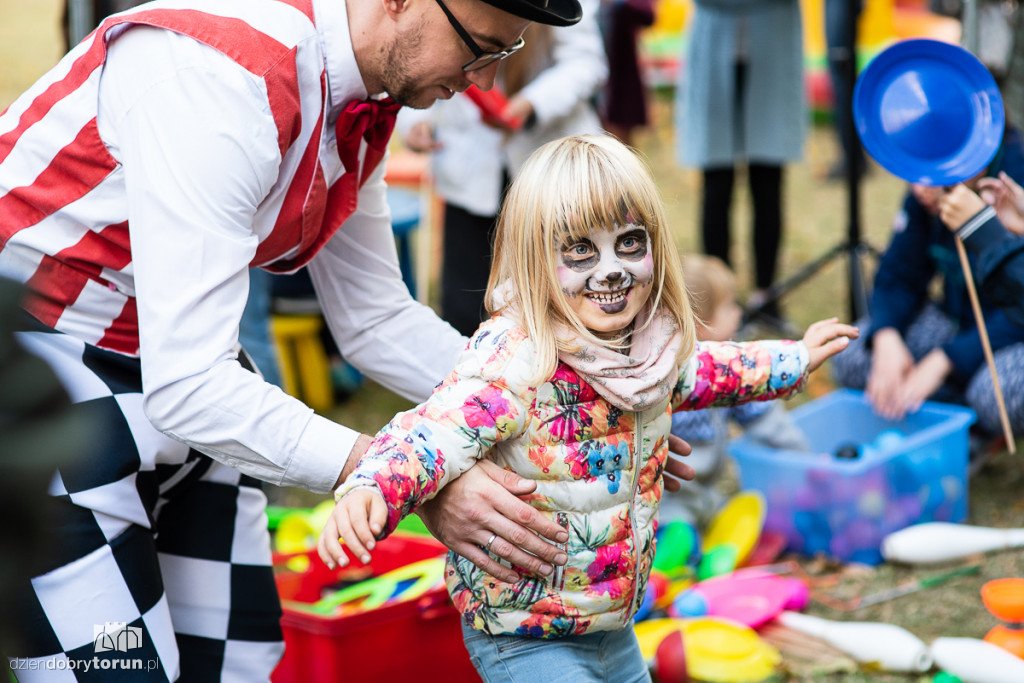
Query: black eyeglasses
[[433, 0, 525, 72]]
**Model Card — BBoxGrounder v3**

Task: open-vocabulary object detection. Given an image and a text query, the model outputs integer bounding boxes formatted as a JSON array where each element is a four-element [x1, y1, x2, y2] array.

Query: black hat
[[479, 0, 582, 26]]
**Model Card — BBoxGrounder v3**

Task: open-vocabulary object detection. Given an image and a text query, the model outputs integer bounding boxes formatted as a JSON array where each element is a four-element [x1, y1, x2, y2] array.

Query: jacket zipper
[[623, 410, 645, 625], [551, 511, 570, 591]]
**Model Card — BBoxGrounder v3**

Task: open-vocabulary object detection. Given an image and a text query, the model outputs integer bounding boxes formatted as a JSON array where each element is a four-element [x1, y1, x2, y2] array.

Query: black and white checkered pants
[[7, 326, 283, 681]]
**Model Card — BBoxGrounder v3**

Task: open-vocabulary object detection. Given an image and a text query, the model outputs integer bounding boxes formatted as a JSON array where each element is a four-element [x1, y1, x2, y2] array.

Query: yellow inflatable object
[[683, 617, 781, 682], [702, 491, 765, 567], [635, 616, 781, 682], [275, 500, 336, 554]]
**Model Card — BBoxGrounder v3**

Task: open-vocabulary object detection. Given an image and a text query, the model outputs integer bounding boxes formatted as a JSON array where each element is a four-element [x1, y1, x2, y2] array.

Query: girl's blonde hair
[[486, 134, 696, 382], [680, 254, 736, 325]]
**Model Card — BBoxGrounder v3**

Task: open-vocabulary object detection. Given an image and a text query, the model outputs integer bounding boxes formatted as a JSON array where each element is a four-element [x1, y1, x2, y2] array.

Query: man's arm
[[105, 26, 354, 493]]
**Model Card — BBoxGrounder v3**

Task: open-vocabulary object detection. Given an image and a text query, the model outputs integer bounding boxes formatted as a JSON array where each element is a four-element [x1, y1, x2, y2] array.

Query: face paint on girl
[[557, 223, 655, 338]]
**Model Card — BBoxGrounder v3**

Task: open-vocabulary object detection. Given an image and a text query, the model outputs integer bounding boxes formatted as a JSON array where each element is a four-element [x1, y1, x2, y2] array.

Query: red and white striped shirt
[[0, 0, 463, 492]]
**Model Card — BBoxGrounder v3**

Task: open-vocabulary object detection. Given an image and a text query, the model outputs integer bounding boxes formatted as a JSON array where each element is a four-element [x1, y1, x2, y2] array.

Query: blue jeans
[[461, 622, 651, 683]]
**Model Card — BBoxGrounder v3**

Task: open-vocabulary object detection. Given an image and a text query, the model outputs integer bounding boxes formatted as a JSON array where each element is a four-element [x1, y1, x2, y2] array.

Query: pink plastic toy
[[671, 572, 808, 629]]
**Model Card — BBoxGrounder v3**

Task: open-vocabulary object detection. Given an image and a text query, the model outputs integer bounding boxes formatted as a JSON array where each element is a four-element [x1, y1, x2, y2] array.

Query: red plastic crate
[[271, 533, 480, 683]]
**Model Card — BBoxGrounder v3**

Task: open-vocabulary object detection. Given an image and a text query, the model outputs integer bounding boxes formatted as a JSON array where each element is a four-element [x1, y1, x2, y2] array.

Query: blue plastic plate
[[854, 39, 1004, 186]]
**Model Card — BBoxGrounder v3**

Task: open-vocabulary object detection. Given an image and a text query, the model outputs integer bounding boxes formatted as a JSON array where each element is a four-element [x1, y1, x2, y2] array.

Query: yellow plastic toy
[[698, 491, 765, 579], [635, 616, 781, 682]]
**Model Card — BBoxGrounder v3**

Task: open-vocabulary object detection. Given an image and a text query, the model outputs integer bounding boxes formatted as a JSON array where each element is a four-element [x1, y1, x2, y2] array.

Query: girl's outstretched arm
[[675, 320, 858, 411]]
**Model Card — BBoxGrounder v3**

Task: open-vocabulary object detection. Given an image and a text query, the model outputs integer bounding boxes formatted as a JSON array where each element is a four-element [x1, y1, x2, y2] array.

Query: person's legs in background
[[966, 343, 1024, 439], [748, 163, 784, 319], [701, 167, 735, 268], [825, 0, 867, 180], [440, 203, 497, 337]]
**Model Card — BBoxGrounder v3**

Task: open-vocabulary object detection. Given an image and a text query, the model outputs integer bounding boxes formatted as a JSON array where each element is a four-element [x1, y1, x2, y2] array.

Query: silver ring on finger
[[485, 532, 497, 554]]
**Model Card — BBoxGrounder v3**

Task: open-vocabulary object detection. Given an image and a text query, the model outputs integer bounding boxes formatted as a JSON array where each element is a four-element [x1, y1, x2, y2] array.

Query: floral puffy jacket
[[339, 316, 808, 638]]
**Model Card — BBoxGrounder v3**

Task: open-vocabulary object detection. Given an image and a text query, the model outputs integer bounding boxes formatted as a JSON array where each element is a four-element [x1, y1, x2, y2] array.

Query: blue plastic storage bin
[[727, 389, 976, 564]]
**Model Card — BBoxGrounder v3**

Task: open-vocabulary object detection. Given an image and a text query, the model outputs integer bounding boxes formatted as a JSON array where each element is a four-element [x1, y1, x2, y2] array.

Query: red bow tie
[[335, 96, 401, 187]]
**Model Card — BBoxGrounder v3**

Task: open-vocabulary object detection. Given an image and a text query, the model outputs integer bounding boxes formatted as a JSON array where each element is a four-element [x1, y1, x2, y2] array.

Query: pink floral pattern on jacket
[[337, 316, 808, 638]]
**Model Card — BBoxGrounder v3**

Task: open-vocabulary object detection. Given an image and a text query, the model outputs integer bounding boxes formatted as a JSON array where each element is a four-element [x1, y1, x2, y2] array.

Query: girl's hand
[[937, 184, 987, 230], [317, 488, 387, 570], [802, 317, 859, 373], [976, 171, 1024, 235]]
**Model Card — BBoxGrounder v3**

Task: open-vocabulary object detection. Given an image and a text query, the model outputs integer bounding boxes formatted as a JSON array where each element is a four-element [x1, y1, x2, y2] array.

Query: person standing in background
[[823, 0, 868, 181], [399, 0, 607, 335], [598, 0, 656, 145], [674, 0, 807, 324]]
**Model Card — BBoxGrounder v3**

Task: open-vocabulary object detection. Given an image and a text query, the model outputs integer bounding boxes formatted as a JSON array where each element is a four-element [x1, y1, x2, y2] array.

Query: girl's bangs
[[552, 163, 659, 245]]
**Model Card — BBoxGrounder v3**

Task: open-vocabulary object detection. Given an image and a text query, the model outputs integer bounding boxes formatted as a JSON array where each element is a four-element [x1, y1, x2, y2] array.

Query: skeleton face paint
[[557, 223, 655, 339]]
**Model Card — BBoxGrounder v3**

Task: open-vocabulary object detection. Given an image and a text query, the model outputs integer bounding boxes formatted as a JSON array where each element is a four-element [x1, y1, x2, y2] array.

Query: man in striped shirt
[[1, 0, 585, 679]]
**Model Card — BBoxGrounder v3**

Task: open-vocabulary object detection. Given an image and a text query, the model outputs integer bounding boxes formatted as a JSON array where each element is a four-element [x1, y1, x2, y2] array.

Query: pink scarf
[[556, 303, 682, 412]]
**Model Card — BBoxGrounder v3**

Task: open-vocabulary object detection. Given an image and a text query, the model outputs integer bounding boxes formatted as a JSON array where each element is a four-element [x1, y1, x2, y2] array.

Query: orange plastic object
[[982, 578, 1024, 659], [985, 625, 1024, 659], [464, 85, 524, 130], [982, 578, 1024, 623]]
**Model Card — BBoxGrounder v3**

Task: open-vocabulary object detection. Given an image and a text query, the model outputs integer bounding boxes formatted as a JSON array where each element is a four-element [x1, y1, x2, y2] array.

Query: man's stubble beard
[[379, 24, 434, 109]]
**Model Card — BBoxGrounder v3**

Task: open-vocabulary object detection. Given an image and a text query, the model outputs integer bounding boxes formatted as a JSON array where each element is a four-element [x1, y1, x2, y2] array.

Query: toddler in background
[[318, 135, 855, 682], [661, 255, 812, 529]]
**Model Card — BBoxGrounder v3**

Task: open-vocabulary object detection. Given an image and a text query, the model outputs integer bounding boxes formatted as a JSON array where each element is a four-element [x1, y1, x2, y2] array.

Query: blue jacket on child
[[867, 127, 1024, 383]]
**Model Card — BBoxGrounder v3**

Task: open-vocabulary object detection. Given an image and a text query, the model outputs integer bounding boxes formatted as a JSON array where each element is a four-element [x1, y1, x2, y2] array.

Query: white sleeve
[[101, 27, 355, 493], [308, 157, 467, 402], [518, 0, 608, 124]]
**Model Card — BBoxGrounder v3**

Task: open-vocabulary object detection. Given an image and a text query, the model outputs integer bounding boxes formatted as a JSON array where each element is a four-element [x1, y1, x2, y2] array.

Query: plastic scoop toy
[[671, 573, 809, 629], [698, 491, 765, 580], [654, 520, 699, 579], [307, 557, 445, 615]]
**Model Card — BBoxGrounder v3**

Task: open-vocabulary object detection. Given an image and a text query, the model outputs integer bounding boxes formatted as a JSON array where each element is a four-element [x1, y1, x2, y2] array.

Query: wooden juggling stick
[[953, 236, 1016, 454]]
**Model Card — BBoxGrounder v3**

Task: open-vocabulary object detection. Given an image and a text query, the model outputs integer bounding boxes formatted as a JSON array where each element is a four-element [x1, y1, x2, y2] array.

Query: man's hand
[[417, 460, 569, 583], [663, 433, 694, 491], [404, 121, 441, 153], [865, 328, 914, 419]]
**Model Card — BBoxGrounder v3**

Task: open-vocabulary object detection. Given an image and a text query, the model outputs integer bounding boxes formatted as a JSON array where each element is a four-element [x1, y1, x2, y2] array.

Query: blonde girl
[[319, 135, 856, 682]]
